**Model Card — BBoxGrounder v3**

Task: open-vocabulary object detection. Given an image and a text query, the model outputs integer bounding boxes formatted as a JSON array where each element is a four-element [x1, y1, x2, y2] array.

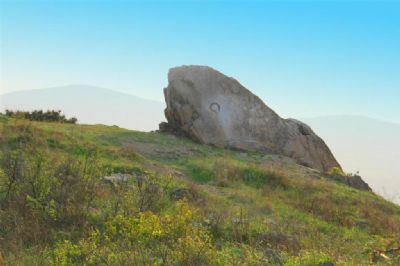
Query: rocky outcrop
[[327, 173, 372, 191], [160, 65, 341, 172]]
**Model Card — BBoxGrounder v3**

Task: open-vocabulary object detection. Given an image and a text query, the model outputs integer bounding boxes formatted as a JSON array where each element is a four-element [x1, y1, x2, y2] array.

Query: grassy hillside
[[0, 116, 399, 265]]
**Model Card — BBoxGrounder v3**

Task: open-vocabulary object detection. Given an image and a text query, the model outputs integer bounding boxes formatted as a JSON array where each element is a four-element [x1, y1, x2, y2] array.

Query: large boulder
[[160, 65, 341, 172]]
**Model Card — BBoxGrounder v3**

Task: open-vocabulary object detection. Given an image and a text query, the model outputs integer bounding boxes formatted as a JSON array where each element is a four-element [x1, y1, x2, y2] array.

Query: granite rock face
[[160, 65, 341, 172]]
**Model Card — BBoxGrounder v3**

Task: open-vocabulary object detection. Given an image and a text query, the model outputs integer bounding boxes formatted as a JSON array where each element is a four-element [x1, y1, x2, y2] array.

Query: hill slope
[[304, 116, 400, 203], [0, 85, 166, 131], [0, 116, 399, 265], [2, 87, 399, 203]]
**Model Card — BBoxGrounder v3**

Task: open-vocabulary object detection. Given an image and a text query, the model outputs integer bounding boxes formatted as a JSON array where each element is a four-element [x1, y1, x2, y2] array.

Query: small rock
[[348, 175, 372, 191], [327, 173, 371, 191], [103, 173, 130, 182]]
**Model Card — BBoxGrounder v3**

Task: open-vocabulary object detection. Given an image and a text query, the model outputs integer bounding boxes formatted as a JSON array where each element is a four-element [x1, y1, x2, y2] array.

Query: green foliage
[[0, 122, 104, 246], [52, 201, 218, 265], [1, 117, 400, 265], [186, 158, 290, 189], [284, 251, 333, 266], [327, 166, 345, 175], [4, 109, 77, 124]]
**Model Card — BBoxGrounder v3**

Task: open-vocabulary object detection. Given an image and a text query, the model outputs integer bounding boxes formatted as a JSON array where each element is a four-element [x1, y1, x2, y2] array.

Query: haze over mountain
[[0, 85, 166, 131], [1, 86, 398, 203], [304, 116, 400, 203]]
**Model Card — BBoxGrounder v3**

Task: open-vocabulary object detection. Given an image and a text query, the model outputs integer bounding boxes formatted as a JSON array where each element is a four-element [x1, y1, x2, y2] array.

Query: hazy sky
[[1, 0, 399, 122]]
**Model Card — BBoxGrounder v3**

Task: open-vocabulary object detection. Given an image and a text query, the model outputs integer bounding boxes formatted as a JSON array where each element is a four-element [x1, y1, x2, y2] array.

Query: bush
[[327, 166, 346, 176], [52, 201, 217, 266], [0, 123, 103, 246], [4, 109, 77, 124]]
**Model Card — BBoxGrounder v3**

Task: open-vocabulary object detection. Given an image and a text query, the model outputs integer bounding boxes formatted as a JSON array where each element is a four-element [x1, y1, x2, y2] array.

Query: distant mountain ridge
[[0, 85, 166, 131]]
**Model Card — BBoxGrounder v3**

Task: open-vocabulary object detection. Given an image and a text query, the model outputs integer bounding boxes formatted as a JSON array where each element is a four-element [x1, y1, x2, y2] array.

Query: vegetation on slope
[[0, 115, 399, 265], [4, 110, 77, 124]]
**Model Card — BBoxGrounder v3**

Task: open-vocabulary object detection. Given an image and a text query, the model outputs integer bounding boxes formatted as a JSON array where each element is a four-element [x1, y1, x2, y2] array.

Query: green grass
[[0, 118, 399, 265]]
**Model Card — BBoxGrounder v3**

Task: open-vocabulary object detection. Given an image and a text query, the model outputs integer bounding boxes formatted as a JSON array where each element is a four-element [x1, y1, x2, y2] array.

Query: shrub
[[52, 201, 217, 265], [4, 109, 77, 124], [0, 152, 103, 244], [0, 123, 103, 246], [327, 166, 346, 176]]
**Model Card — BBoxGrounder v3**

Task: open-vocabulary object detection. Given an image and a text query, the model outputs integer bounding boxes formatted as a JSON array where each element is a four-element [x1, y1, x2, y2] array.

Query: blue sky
[[1, 0, 399, 122]]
